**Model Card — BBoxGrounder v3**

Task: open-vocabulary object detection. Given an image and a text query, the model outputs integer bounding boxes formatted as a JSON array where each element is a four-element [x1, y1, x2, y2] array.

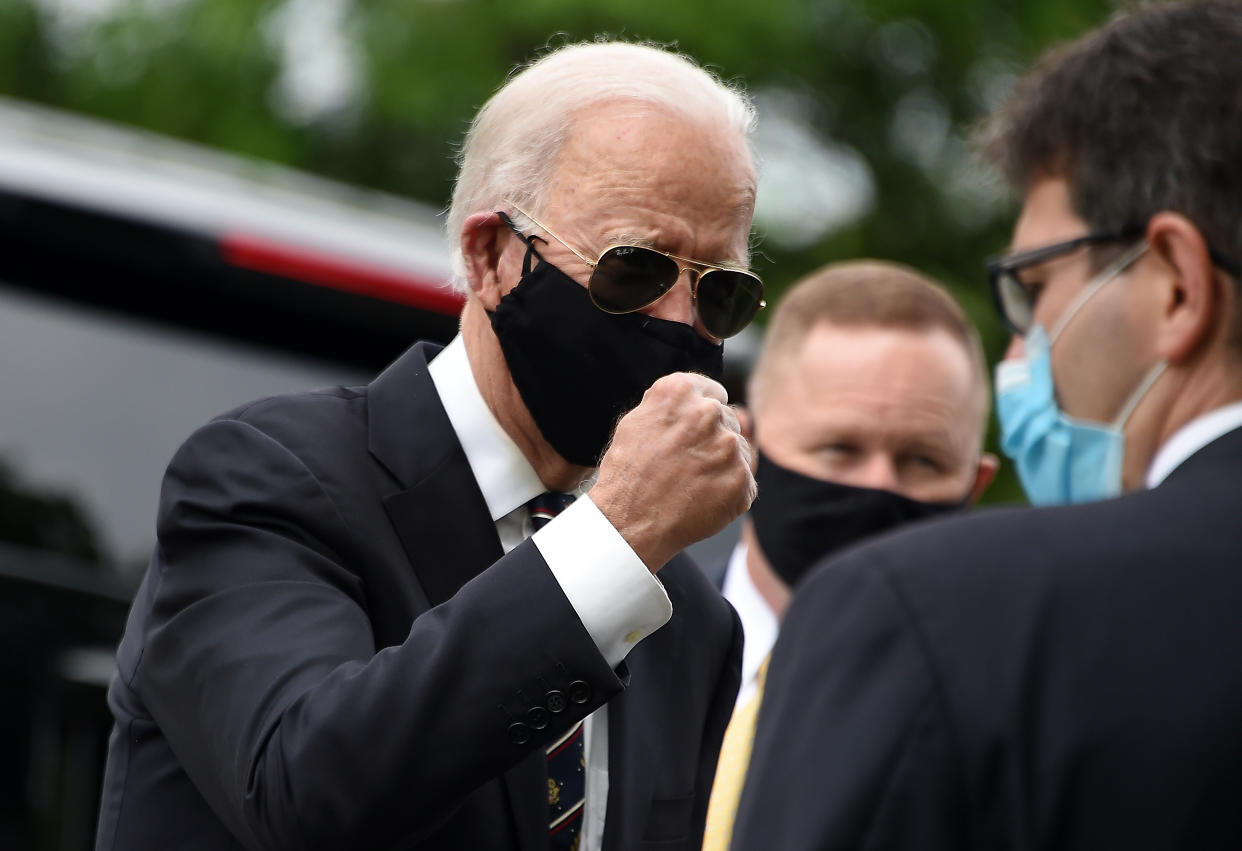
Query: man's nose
[[856, 454, 901, 493], [638, 271, 703, 333], [1004, 334, 1026, 361]]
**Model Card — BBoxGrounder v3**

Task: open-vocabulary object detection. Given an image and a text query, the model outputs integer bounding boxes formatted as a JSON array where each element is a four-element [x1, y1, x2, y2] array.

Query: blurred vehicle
[[0, 95, 460, 851]]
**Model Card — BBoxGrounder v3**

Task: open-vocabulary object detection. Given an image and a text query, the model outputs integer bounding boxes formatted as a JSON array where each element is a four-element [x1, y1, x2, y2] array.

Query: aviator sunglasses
[[500, 203, 765, 339]]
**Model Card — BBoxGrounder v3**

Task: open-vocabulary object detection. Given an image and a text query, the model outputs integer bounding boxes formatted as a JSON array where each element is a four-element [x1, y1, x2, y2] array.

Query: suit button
[[546, 690, 567, 713], [527, 706, 550, 730], [508, 723, 532, 745], [569, 680, 591, 705]]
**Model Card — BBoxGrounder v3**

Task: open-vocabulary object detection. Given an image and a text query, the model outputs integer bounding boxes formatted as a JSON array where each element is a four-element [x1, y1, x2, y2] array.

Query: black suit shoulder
[[210, 384, 373, 474], [738, 429, 1242, 850]]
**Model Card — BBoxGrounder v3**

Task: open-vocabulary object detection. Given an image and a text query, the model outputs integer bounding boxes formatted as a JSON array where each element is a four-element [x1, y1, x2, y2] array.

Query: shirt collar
[[721, 541, 779, 694], [1146, 400, 1242, 488], [428, 335, 545, 521]]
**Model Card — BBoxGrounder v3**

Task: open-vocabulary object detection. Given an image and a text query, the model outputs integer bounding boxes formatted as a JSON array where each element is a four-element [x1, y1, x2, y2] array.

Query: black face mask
[[488, 240, 723, 467], [749, 451, 965, 588]]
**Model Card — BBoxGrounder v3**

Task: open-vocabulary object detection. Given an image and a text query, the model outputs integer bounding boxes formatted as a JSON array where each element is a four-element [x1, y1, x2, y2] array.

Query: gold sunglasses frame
[[506, 202, 765, 333]]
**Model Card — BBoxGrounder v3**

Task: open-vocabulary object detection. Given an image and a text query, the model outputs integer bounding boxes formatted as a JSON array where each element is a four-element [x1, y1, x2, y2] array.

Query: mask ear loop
[[519, 235, 548, 276], [1041, 237, 1165, 431], [1111, 359, 1168, 430], [496, 211, 548, 276], [1049, 241, 1150, 344]]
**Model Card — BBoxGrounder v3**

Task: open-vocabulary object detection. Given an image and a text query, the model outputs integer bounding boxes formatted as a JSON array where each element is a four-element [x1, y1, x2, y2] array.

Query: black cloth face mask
[[749, 451, 965, 588], [488, 236, 723, 467]]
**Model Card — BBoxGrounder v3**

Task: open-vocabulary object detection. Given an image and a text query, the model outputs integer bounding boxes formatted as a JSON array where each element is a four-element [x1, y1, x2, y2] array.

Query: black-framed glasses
[[987, 230, 1142, 335], [499, 203, 765, 339], [988, 227, 1242, 336]]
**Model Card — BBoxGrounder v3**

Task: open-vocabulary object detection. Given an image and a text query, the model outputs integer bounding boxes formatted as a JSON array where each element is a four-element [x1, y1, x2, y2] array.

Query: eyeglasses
[[499, 203, 765, 339], [988, 227, 1242, 336], [987, 230, 1142, 335]]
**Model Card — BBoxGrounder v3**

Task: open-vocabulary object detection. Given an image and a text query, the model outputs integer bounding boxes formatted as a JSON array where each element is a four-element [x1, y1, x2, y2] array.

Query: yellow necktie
[[701, 655, 769, 851]]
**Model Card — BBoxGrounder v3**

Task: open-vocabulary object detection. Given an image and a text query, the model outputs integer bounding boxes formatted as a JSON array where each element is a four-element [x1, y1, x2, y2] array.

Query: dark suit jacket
[[95, 342, 742, 851], [734, 426, 1242, 850], [699, 554, 729, 592]]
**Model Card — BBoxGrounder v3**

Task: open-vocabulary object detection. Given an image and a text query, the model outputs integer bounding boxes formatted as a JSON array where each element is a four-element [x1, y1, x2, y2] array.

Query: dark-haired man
[[734, 1, 1242, 848]]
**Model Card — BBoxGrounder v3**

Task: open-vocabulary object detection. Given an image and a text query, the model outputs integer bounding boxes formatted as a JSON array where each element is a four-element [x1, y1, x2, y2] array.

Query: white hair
[[445, 40, 758, 291]]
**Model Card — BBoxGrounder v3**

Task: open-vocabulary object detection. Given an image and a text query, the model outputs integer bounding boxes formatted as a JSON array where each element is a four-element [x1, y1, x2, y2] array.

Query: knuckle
[[644, 374, 688, 405], [708, 429, 738, 463], [658, 372, 691, 392], [692, 395, 719, 418]]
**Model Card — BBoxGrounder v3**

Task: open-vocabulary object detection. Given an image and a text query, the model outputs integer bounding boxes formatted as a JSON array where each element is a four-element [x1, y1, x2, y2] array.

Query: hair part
[[748, 261, 991, 428], [445, 39, 757, 292], [977, 0, 1242, 333]]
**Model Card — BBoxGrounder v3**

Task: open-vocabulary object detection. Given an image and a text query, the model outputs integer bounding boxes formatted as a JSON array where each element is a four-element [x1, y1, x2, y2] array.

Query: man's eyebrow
[[610, 232, 659, 249], [901, 431, 966, 459], [605, 232, 747, 267]]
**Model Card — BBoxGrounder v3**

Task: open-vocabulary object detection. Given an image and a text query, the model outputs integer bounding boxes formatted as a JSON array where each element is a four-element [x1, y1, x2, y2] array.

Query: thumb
[[733, 405, 758, 473]]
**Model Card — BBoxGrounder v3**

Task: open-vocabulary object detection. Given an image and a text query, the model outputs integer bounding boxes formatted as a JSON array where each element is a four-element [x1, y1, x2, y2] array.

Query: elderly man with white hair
[[95, 41, 761, 851]]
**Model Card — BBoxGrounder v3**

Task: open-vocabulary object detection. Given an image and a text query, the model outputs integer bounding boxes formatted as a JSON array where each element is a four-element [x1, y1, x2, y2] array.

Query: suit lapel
[[383, 465, 502, 607], [370, 342, 505, 606], [368, 341, 547, 851]]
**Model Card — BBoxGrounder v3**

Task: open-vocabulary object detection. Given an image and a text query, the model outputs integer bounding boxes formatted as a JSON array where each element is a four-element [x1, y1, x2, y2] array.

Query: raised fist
[[590, 372, 756, 571]]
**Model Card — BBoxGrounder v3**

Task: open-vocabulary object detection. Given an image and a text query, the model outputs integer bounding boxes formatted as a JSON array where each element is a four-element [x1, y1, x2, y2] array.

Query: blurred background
[[0, 0, 1114, 847]]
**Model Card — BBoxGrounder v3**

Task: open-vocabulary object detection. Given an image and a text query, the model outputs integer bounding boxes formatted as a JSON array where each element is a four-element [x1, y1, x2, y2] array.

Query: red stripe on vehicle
[[219, 231, 465, 316]]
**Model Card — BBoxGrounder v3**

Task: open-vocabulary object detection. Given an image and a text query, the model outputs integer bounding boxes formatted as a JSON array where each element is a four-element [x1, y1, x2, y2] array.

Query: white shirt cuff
[[532, 495, 673, 669]]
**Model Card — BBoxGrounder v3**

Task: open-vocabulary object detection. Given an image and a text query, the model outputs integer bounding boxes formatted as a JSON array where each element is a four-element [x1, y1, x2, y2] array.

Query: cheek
[[761, 443, 829, 480], [1050, 301, 1142, 420], [817, 450, 864, 481], [755, 427, 835, 480], [933, 465, 978, 500]]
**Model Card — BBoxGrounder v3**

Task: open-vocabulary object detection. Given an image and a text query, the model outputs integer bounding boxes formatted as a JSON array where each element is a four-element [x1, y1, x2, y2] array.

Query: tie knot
[[528, 492, 576, 531]]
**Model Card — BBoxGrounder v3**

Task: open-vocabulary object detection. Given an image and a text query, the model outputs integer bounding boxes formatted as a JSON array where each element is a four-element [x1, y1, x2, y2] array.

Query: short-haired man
[[96, 42, 760, 850], [734, 2, 1242, 848], [700, 261, 996, 850]]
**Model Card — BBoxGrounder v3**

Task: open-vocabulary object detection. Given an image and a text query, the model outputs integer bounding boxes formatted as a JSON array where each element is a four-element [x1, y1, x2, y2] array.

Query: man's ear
[[460, 211, 512, 310], [967, 452, 1000, 504], [1147, 212, 1227, 365]]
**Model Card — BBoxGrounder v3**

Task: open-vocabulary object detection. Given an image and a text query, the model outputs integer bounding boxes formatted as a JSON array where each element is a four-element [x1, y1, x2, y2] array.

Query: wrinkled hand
[[590, 372, 756, 572]]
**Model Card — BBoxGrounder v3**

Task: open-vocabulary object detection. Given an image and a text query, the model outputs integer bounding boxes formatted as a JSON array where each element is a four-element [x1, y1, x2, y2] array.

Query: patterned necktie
[[529, 491, 577, 532], [701, 654, 770, 851], [528, 492, 585, 849]]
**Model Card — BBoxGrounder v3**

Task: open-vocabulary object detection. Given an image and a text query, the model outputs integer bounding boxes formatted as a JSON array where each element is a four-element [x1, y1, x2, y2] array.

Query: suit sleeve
[[132, 418, 624, 850], [730, 547, 967, 851]]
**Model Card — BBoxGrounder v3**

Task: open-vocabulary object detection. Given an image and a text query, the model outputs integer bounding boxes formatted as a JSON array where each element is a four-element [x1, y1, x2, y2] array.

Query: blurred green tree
[[0, 0, 1117, 502]]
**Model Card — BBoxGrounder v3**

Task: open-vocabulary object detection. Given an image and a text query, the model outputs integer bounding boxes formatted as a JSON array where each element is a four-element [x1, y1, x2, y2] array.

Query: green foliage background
[[0, 0, 1119, 504]]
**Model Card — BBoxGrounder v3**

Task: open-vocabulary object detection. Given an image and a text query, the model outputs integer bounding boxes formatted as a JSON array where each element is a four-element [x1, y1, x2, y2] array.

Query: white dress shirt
[[719, 541, 779, 710], [428, 334, 673, 850], [1146, 400, 1242, 488]]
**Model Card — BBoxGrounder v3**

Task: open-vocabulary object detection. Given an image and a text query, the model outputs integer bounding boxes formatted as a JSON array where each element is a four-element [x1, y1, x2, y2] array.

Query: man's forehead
[[542, 108, 756, 259], [552, 104, 754, 195], [796, 322, 970, 378], [759, 322, 984, 440], [1012, 177, 1089, 251], [789, 389, 962, 437]]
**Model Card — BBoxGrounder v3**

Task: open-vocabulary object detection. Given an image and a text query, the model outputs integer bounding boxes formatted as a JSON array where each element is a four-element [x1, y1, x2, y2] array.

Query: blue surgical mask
[[995, 241, 1166, 505]]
